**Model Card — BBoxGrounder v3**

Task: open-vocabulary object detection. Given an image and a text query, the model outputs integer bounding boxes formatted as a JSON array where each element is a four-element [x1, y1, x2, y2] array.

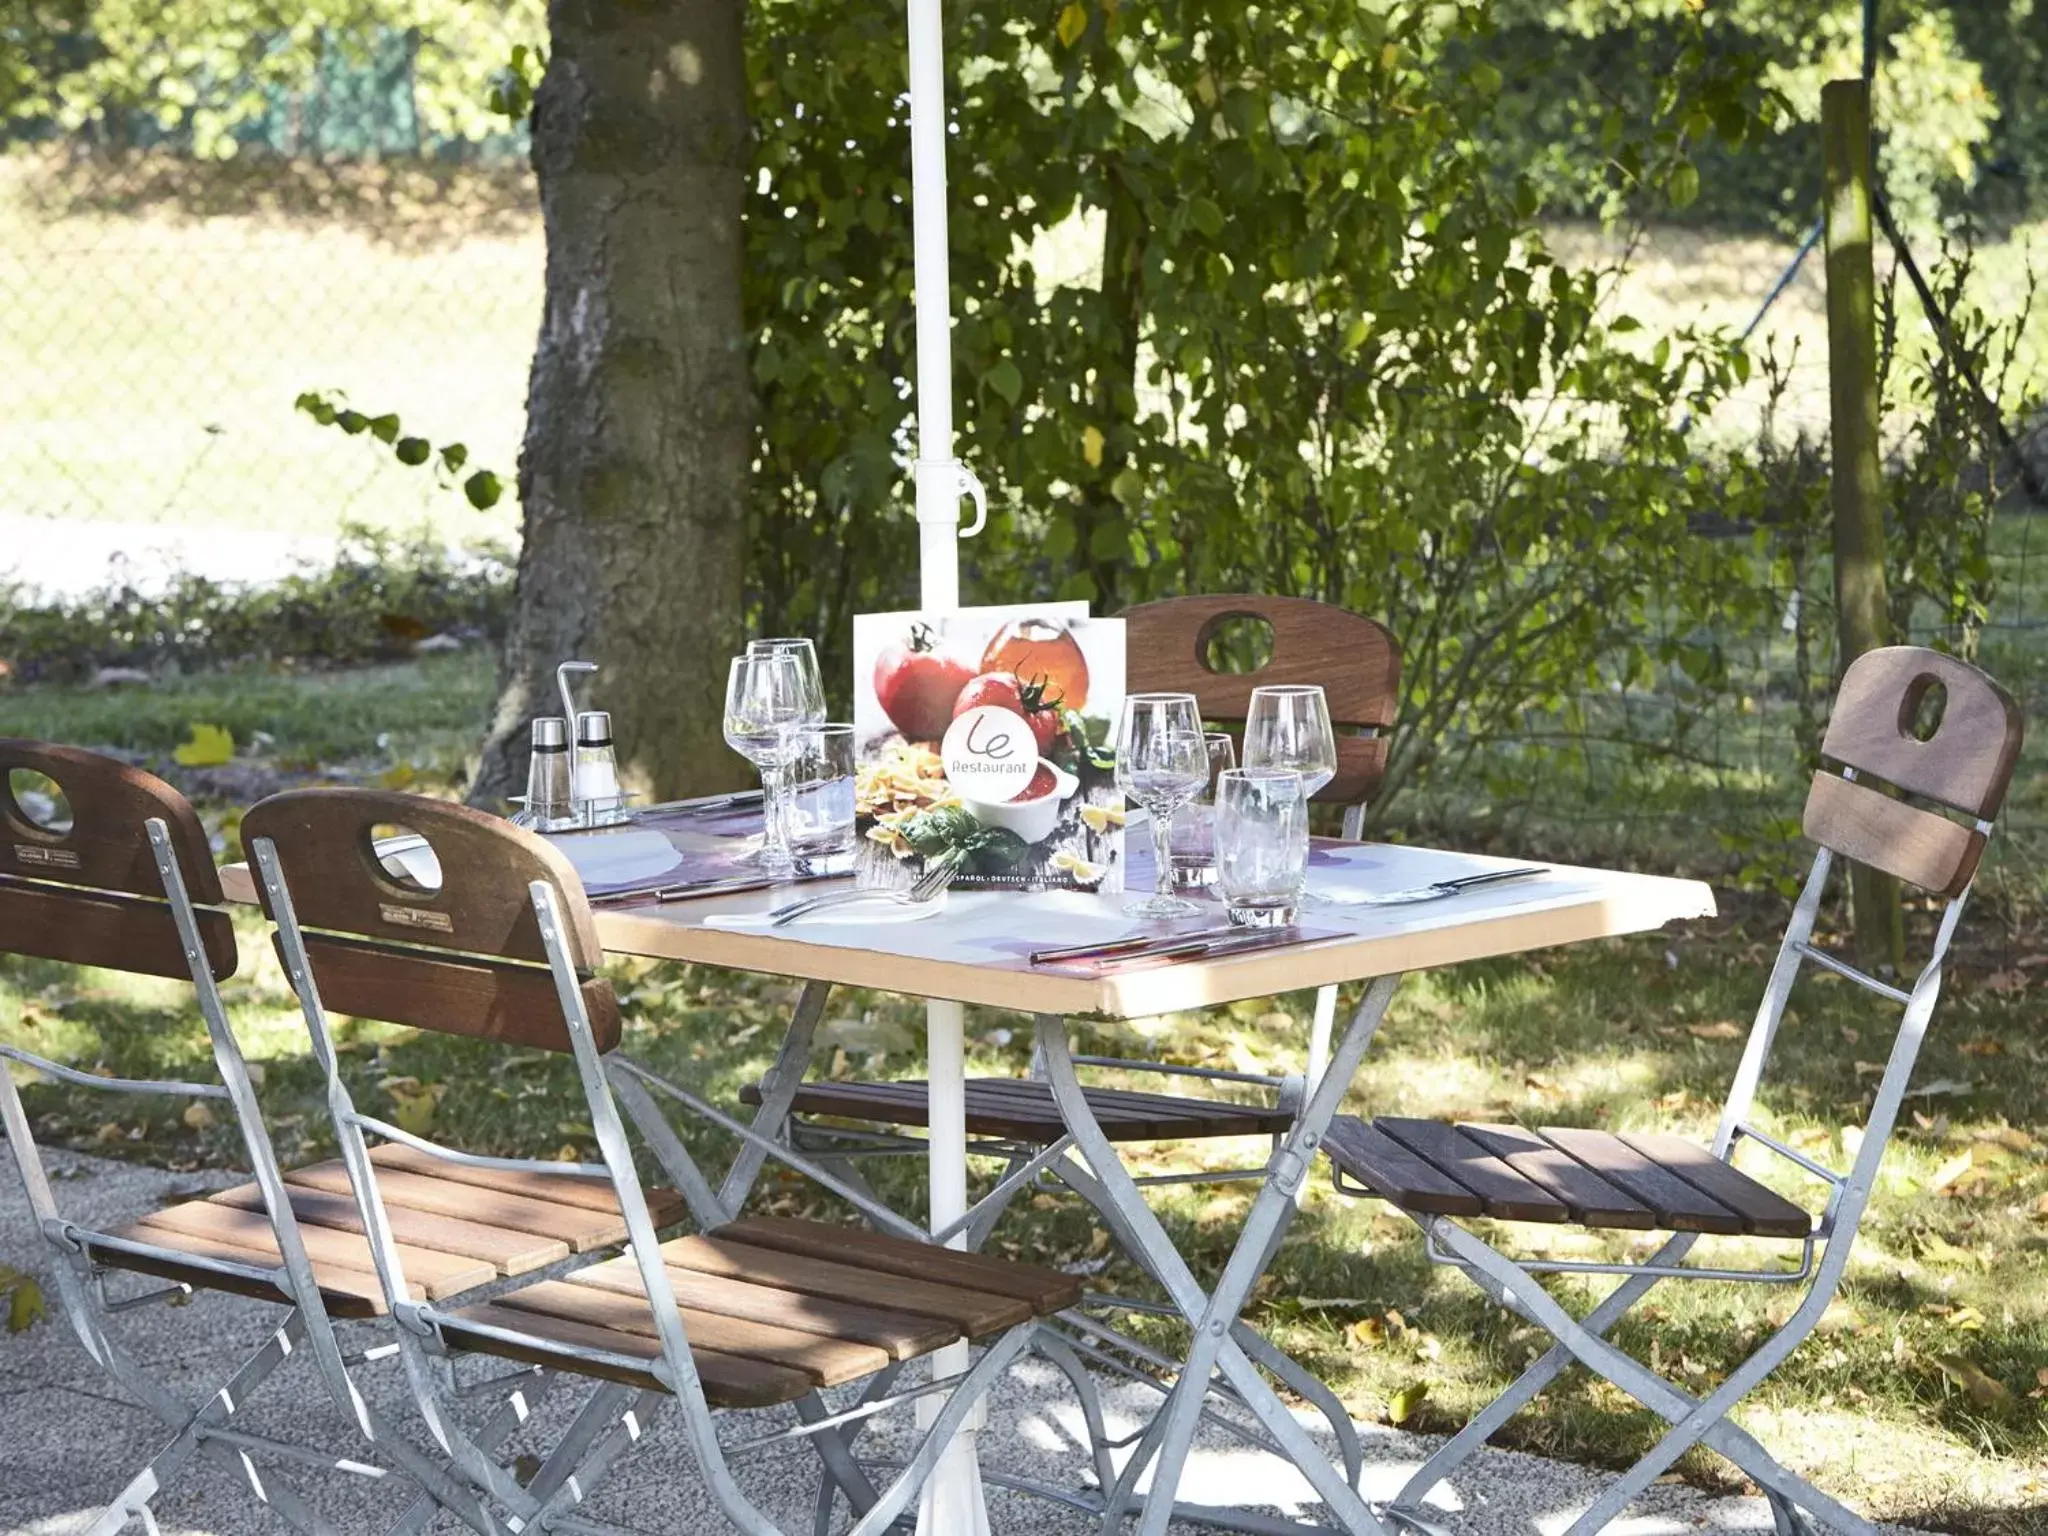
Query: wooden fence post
[[1822, 77, 1903, 968]]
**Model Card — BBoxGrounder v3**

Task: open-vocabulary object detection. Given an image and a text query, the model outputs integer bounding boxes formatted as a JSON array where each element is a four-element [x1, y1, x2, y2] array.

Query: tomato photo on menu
[[851, 605, 1126, 894]]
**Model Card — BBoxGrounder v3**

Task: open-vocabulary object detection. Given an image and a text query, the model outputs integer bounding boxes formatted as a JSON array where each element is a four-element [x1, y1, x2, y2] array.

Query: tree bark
[[472, 0, 752, 805]]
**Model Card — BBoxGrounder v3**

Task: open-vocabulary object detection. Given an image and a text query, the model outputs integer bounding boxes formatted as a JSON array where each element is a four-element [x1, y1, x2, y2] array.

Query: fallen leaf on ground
[[1386, 1381, 1429, 1424], [1931, 1353, 2011, 1408], [173, 723, 234, 767], [1687, 1021, 1742, 1040]]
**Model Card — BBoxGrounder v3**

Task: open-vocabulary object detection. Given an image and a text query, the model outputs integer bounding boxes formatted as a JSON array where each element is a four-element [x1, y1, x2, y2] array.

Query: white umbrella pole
[[906, 3, 989, 1532]]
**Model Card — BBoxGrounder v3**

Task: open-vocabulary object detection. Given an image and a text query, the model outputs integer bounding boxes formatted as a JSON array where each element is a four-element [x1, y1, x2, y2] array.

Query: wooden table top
[[222, 839, 1715, 1021]]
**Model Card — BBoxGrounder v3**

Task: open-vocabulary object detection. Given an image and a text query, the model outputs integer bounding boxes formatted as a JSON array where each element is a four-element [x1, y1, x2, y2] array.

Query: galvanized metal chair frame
[[244, 794, 1067, 1536], [0, 743, 501, 1536], [1350, 647, 2025, 1536]]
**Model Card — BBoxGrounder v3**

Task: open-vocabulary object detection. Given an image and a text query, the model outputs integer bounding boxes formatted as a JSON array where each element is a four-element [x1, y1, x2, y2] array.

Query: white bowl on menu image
[[958, 759, 1078, 845]]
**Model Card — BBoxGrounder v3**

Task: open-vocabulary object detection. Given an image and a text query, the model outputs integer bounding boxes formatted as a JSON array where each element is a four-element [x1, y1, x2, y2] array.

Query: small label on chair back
[[14, 844, 81, 870], [379, 902, 453, 933]]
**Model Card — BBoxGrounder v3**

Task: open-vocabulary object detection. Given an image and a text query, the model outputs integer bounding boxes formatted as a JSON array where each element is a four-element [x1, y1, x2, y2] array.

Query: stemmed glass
[[724, 652, 812, 873], [1242, 685, 1337, 906], [1114, 692, 1210, 918], [745, 638, 828, 847]]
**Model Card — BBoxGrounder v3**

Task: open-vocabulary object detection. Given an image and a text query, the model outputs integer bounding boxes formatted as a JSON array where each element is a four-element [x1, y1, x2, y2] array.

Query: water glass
[[1243, 685, 1337, 798], [744, 638, 828, 847], [724, 652, 811, 870], [783, 723, 857, 866], [1214, 767, 1309, 927], [1168, 732, 1238, 891], [1113, 692, 1210, 918]]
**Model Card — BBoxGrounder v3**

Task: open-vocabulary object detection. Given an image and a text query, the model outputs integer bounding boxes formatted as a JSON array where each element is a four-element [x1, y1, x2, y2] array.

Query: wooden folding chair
[[748, 594, 1402, 1213], [0, 742, 513, 1536], [241, 788, 1083, 1536], [1320, 647, 2024, 1536]]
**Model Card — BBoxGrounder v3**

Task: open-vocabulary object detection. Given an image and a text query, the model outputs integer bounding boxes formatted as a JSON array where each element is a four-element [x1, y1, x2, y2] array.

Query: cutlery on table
[[589, 866, 825, 907], [1029, 925, 1244, 966], [1065, 926, 1309, 970], [764, 851, 962, 928], [1329, 865, 1547, 908]]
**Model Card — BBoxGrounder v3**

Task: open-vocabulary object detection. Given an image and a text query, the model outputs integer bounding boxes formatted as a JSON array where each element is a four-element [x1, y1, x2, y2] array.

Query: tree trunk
[[1822, 77, 1902, 970], [472, 0, 752, 806]]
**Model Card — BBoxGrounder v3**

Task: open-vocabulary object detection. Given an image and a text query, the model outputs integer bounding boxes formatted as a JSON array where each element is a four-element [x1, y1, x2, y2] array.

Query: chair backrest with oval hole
[[239, 789, 619, 1053], [0, 740, 236, 980], [1121, 594, 1402, 806], [1801, 647, 2025, 897]]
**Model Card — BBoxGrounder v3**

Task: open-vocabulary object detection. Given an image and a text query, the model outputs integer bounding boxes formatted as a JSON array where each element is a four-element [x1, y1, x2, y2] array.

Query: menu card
[[852, 605, 1125, 892]]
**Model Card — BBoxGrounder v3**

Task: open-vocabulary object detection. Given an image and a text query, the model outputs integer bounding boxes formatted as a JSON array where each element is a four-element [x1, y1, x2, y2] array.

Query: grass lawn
[[3, 649, 2045, 1531]]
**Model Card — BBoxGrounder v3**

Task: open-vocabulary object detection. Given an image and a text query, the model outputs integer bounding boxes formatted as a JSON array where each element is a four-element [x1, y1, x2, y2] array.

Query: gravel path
[[0, 1149, 1918, 1536]]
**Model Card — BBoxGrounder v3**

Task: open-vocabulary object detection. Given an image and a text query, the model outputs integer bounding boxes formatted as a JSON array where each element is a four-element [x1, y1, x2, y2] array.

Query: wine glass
[[1244, 685, 1337, 907], [724, 652, 810, 872], [1114, 693, 1210, 918], [745, 638, 828, 846]]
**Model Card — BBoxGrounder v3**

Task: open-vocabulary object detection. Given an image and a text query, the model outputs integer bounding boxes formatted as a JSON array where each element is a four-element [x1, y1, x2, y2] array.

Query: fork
[[764, 850, 964, 927]]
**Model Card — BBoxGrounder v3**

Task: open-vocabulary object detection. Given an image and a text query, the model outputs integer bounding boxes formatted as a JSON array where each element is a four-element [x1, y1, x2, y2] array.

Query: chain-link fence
[[0, 35, 537, 597]]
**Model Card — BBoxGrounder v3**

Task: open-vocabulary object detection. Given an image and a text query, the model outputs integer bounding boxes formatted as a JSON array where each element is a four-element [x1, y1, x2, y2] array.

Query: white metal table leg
[[917, 996, 991, 1536]]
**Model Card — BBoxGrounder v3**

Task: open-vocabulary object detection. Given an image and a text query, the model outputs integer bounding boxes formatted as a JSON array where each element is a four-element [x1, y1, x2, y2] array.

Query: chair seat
[[743, 1077, 1295, 1144], [440, 1215, 1085, 1406], [1323, 1116, 1812, 1239], [92, 1148, 691, 1319]]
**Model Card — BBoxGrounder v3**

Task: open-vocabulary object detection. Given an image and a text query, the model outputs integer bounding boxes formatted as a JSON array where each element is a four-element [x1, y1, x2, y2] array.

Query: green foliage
[[0, 525, 512, 682], [294, 390, 502, 509], [2, 0, 541, 157], [1481, 1, 2028, 231], [747, 0, 1769, 822]]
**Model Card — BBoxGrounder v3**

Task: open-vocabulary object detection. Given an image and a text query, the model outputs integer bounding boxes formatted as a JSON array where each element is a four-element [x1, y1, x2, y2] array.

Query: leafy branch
[[294, 391, 504, 509]]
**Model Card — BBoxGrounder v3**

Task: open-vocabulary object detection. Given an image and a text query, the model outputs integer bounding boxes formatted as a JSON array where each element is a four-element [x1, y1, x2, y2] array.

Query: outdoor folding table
[[231, 835, 1710, 1534]]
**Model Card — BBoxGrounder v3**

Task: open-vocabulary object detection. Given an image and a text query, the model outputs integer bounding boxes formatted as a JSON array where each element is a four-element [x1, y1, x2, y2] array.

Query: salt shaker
[[516, 717, 573, 828], [574, 711, 624, 823]]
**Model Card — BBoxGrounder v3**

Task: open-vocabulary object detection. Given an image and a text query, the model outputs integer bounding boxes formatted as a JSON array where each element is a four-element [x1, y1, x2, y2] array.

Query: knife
[[1336, 865, 1547, 907], [1034, 925, 1306, 969], [1029, 924, 1244, 966], [589, 868, 828, 907]]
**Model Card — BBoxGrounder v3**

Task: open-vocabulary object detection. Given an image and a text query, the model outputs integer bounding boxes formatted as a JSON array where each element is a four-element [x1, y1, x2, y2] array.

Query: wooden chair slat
[[239, 788, 604, 970], [567, 1258, 960, 1362], [1374, 1117, 1571, 1223], [1321, 1116, 1484, 1217], [365, 1143, 683, 1226], [0, 740, 223, 903], [1801, 772, 1986, 897], [103, 1216, 409, 1312], [1456, 1123, 1656, 1229], [440, 1302, 813, 1407], [1532, 1126, 1750, 1236], [277, 931, 621, 1056], [716, 1216, 1082, 1314], [0, 878, 235, 981], [489, 1279, 892, 1387], [1122, 594, 1401, 807], [285, 1162, 627, 1251], [138, 1197, 495, 1301], [1614, 1133, 1812, 1240], [659, 1236, 1033, 1337], [753, 1077, 1293, 1144], [1820, 646, 2023, 818], [210, 1178, 571, 1275]]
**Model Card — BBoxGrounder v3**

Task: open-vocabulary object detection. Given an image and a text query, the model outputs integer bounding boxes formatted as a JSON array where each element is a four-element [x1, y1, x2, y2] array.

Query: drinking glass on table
[[783, 723, 857, 867], [745, 638, 828, 845], [724, 652, 811, 873], [1114, 692, 1210, 918], [1214, 767, 1309, 927], [1243, 684, 1336, 905], [1168, 731, 1238, 891]]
